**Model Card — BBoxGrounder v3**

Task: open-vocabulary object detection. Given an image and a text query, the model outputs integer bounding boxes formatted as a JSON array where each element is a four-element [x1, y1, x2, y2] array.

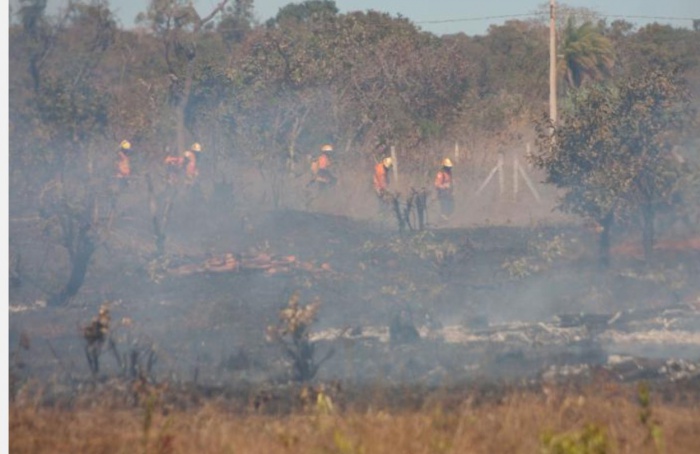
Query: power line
[[605, 15, 697, 22], [416, 14, 533, 25], [416, 13, 698, 25]]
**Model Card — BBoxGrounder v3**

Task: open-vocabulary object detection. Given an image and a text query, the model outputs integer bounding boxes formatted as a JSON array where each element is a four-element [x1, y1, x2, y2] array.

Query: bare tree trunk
[[49, 198, 98, 306], [166, 1, 230, 155], [147, 174, 178, 257]]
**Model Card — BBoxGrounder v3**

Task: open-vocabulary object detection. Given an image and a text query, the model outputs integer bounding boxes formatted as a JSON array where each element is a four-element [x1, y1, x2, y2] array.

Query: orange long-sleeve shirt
[[434, 169, 452, 191], [116, 150, 131, 178], [373, 163, 389, 193], [317, 153, 330, 170]]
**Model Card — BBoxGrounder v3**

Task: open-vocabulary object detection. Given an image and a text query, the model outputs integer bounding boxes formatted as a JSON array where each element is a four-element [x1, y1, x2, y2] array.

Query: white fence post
[[498, 152, 505, 198], [513, 157, 519, 201], [390, 145, 399, 184], [516, 159, 542, 203]]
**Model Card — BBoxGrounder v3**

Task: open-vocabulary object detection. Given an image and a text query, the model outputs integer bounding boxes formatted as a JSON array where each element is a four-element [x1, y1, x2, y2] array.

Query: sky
[[33, 0, 700, 36]]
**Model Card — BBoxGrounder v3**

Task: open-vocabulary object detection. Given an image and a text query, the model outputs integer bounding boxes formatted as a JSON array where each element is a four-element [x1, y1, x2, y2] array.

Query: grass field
[[10, 381, 700, 454]]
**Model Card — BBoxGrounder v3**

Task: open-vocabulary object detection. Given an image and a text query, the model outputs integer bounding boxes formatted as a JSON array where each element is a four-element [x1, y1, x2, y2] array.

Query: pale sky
[[32, 0, 700, 36]]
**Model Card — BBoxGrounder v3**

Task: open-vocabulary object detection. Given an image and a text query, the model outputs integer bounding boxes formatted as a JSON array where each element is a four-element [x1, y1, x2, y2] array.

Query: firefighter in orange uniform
[[373, 156, 393, 201], [310, 144, 337, 188], [164, 142, 202, 185], [116, 140, 133, 187], [183, 142, 202, 185], [164, 152, 185, 184], [434, 158, 454, 220]]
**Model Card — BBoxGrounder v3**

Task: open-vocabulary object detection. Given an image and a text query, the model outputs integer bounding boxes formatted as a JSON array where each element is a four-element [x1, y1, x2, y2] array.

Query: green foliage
[[36, 77, 111, 143], [363, 231, 458, 267], [217, 0, 255, 45], [502, 233, 571, 279], [637, 382, 665, 453], [332, 429, 364, 454], [11, 1, 700, 179], [270, 0, 339, 26], [146, 256, 172, 284], [533, 67, 695, 261], [541, 423, 610, 454], [559, 18, 615, 89], [501, 257, 537, 279]]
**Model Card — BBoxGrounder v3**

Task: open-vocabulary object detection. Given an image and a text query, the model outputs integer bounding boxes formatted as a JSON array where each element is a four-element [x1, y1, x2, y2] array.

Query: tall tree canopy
[[533, 68, 694, 265]]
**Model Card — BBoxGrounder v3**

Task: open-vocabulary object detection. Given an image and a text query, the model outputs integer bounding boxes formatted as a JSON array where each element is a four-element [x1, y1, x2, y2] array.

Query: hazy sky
[[37, 0, 700, 36]]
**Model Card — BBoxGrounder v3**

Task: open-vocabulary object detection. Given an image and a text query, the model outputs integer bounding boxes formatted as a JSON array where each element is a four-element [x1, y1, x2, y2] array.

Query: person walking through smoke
[[373, 157, 393, 197], [434, 158, 454, 220], [116, 140, 134, 188], [309, 143, 337, 189], [164, 142, 203, 185]]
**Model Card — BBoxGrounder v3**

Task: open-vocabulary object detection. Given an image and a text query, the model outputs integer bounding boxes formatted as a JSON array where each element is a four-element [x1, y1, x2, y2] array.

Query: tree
[[268, 0, 338, 27], [217, 0, 255, 46], [136, 0, 229, 155], [615, 69, 695, 259], [559, 17, 615, 90], [533, 84, 622, 267], [532, 68, 694, 265], [10, 1, 127, 305], [613, 23, 700, 75]]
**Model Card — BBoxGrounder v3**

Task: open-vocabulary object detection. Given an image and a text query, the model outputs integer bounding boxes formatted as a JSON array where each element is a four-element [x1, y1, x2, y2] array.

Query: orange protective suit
[[434, 168, 452, 192], [373, 162, 389, 195], [116, 150, 131, 179], [183, 150, 198, 183], [434, 167, 454, 218]]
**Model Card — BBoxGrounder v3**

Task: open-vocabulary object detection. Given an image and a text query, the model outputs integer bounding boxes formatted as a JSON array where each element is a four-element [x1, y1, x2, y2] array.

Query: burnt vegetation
[[8, 0, 700, 452]]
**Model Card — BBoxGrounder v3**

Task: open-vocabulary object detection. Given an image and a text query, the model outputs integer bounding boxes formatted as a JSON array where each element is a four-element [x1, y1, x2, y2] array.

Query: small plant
[[266, 291, 334, 382], [364, 230, 459, 269], [541, 423, 610, 454], [532, 233, 568, 264], [502, 232, 571, 279], [501, 257, 538, 279], [638, 381, 665, 453], [146, 256, 171, 284]]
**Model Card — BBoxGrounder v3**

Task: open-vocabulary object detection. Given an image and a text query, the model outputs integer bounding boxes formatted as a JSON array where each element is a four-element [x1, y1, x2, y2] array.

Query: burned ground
[[9, 176, 700, 404]]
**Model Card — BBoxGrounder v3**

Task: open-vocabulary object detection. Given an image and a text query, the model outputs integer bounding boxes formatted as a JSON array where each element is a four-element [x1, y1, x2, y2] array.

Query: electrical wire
[[415, 13, 698, 25]]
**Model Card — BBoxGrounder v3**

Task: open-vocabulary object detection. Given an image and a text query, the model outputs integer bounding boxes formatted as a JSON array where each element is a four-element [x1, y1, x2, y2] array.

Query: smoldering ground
[[9, 155, 700, 403]]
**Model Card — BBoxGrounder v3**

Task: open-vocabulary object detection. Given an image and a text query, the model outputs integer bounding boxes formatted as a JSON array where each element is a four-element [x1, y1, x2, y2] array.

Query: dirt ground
[[8, 163, 700, 402]]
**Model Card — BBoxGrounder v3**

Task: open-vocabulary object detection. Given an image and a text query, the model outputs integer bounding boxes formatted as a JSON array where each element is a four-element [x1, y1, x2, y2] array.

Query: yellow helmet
[[382, 157, 393, 167], [321, 144, 333, 152], [120, 140, 131, 150], [442, 158, 453, 168], [191, 142, 202, 152]]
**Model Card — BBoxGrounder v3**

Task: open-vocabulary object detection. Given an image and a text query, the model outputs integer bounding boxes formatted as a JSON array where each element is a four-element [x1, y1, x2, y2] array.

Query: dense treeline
[[10, 0, 700, 181]]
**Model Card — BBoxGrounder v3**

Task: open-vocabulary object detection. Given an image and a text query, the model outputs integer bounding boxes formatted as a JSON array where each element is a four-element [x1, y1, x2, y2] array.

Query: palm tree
[[559, 17, 615, 89]]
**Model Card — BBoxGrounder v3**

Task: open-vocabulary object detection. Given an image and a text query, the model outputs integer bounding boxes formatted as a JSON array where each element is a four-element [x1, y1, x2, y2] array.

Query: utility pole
[[549, 0, 557, 125]]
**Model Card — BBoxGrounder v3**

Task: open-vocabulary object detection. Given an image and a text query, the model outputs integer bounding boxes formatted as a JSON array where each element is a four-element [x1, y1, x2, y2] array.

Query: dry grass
[[10, 384, 700, 454]]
